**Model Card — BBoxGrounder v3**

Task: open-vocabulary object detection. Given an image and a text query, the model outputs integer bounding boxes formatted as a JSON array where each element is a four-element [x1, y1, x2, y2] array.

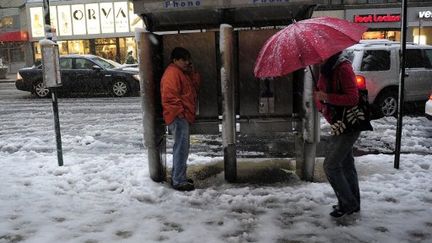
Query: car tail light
[[356, 75, 366, 90]]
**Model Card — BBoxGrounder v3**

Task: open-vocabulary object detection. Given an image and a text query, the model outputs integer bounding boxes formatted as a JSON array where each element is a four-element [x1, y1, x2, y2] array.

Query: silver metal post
[[220, 24, 237, 182], [137, 30, 164, 182]]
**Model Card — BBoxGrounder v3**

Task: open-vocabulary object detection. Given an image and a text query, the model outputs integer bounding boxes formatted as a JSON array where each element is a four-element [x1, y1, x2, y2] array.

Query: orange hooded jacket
[[161, 63, 201, 125]]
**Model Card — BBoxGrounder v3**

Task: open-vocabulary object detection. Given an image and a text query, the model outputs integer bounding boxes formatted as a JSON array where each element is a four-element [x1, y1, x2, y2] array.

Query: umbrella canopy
[[254, 17, 368, 78]]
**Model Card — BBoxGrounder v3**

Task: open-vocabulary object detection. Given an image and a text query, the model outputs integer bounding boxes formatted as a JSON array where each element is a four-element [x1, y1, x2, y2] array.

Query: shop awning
[[0, 31, 28, 42]]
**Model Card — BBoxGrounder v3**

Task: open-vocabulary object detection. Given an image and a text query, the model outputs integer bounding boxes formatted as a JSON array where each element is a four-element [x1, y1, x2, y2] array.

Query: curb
[[0, 80, 16, 84]]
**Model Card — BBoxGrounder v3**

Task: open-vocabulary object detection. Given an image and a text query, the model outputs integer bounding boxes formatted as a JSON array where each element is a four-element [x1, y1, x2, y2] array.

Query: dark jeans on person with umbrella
[[324, 131, 361, 217]]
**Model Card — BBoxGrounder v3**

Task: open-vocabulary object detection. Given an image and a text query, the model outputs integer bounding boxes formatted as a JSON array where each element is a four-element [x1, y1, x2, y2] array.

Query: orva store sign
[[29, 1, 143, 39]]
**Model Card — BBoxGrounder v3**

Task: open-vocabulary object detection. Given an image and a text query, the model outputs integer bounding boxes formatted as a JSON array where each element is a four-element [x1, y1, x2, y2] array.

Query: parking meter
[[40, 39, 62, 88]]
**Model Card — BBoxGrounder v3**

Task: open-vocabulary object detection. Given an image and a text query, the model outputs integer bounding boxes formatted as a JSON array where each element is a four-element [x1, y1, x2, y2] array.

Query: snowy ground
[[1, 97, 432, 243]]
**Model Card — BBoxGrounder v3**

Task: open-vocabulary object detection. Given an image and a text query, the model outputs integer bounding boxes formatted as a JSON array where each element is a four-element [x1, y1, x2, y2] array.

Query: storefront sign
[[71, 4, 86, 35], [164, 0, 201, 8], [30, 7, 44, 38], [100, 2, 115, 33], [162, 0, 292, 9], [114, 2, 129, 32], [354, 14, 401, 23], [419, 11, 432, 19], [58, 5, 73, 36], [29, 1, 142, 38]]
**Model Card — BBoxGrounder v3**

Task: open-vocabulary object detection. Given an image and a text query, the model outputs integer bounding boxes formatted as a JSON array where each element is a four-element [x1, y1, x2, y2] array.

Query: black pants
[[324, 131, 361, 211]]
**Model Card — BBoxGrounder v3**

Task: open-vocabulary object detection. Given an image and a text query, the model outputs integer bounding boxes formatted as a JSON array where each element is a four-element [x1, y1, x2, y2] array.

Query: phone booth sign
[[40, 39, 62, 88]]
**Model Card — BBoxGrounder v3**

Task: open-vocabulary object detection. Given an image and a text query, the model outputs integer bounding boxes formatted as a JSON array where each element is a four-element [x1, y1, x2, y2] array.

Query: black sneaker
[[172, 182, 195, 191]]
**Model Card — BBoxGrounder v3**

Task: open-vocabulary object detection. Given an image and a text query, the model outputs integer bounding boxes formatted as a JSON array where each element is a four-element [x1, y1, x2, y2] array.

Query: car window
[[59, 58, 72, 70], [90, 56, 122, 69], [360, 50, 390, 71], [424, 49, 432, 69], [75, 58, 95, 70], [406, 49, 426, 68]]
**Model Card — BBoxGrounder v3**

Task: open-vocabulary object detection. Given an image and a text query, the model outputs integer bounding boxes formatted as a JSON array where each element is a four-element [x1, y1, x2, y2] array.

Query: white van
[[345, 40, 432, 117]]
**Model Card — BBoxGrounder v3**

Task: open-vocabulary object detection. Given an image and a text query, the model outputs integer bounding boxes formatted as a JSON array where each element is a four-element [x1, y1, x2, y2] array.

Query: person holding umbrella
[[253, 17, 369, 218], [314, 52, 362, 218]]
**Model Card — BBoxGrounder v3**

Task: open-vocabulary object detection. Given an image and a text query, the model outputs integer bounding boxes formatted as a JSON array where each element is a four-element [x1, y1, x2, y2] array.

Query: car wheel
[[33, 81, 50, 98], [111, 80, 129, 97], [376, 91, 398, 117]]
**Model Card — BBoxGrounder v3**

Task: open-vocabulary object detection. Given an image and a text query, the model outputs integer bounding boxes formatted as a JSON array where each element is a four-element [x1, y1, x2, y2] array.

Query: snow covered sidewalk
[[1, 97, 431, 243]]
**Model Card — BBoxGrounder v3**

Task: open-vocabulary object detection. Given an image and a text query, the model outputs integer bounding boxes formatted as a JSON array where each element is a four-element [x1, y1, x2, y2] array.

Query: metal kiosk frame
[[133, 0, 323, 183]]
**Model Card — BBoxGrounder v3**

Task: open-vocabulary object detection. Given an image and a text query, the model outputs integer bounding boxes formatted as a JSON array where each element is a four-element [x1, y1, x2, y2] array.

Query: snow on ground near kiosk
[[1, 97, 432, 243]]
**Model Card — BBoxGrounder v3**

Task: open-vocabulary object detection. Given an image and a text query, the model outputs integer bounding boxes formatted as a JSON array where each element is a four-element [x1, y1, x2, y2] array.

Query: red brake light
[[356, 75, 366, 90]]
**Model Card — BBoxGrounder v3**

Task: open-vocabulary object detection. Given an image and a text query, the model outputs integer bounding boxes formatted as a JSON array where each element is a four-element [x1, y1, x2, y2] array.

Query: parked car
[[16, 54, 140, 98], [346, 40, 432, 117], [426, 93, 432, 120]]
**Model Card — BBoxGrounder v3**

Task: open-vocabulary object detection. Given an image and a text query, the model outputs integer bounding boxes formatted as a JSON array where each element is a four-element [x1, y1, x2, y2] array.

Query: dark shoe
[[187, 178, 194, 184], [330, 207, 359, 218], [332, 204, 360, 213], [172, 182, 195, 191]]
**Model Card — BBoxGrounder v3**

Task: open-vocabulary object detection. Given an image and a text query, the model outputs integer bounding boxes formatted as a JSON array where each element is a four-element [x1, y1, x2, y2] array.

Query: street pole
[[220, 24, 237, 182], [43, 0, 63, 166], [394, 0, 408, 169]]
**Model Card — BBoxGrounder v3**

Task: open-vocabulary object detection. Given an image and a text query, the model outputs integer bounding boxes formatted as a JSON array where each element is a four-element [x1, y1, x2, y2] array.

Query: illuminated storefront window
[[95, 38, 118, 61], [68, 40, 90, 54], [362, 30, 400, 41], [413, 27, 431, 45], [119, 37, 136, 63]]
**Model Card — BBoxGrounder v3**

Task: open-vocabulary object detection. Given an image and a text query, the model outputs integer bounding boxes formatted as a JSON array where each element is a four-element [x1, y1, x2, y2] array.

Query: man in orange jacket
[[161, 47, 201, 191]]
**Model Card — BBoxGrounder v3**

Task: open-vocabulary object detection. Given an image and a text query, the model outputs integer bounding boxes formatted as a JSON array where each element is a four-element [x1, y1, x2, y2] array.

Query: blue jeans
[[324, 131, 361, 211], [168, 118, 190, 186]]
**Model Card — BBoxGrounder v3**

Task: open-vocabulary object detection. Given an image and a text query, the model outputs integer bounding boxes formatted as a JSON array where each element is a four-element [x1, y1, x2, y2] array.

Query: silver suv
[[346, 40, 432, 117]]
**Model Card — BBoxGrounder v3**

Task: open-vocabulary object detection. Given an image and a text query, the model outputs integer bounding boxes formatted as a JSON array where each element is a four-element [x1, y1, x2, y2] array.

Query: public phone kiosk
[[132, 0, 323, 183]]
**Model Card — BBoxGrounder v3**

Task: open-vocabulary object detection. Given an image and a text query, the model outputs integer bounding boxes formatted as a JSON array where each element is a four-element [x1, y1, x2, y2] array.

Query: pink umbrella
[[254, 17, 368, 78]]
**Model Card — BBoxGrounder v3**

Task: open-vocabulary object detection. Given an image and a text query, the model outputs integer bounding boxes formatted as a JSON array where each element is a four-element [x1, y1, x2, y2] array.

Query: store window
[[119, 37, 137, 64], [412, 27, 431, 45], [68, 40, 90, 54], [33, 43, 42, 64], [10, 48, 24, 62], [95, 38, 117, 61], [58, 41, 69, 55], [34, 40, 90, 62], [362, 30, 400, 41]]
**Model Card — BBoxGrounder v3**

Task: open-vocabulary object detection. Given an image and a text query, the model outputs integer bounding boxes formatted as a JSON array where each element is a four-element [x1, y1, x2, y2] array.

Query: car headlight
[[133, 74, 140, 81], [16, 72, 22, 80]]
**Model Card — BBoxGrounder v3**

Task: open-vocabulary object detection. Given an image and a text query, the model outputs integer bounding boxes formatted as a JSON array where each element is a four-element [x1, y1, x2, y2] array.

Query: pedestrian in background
[[161, 47, 201, 191], [125, 50, 136, 64], [314, 51, 361, 218]]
